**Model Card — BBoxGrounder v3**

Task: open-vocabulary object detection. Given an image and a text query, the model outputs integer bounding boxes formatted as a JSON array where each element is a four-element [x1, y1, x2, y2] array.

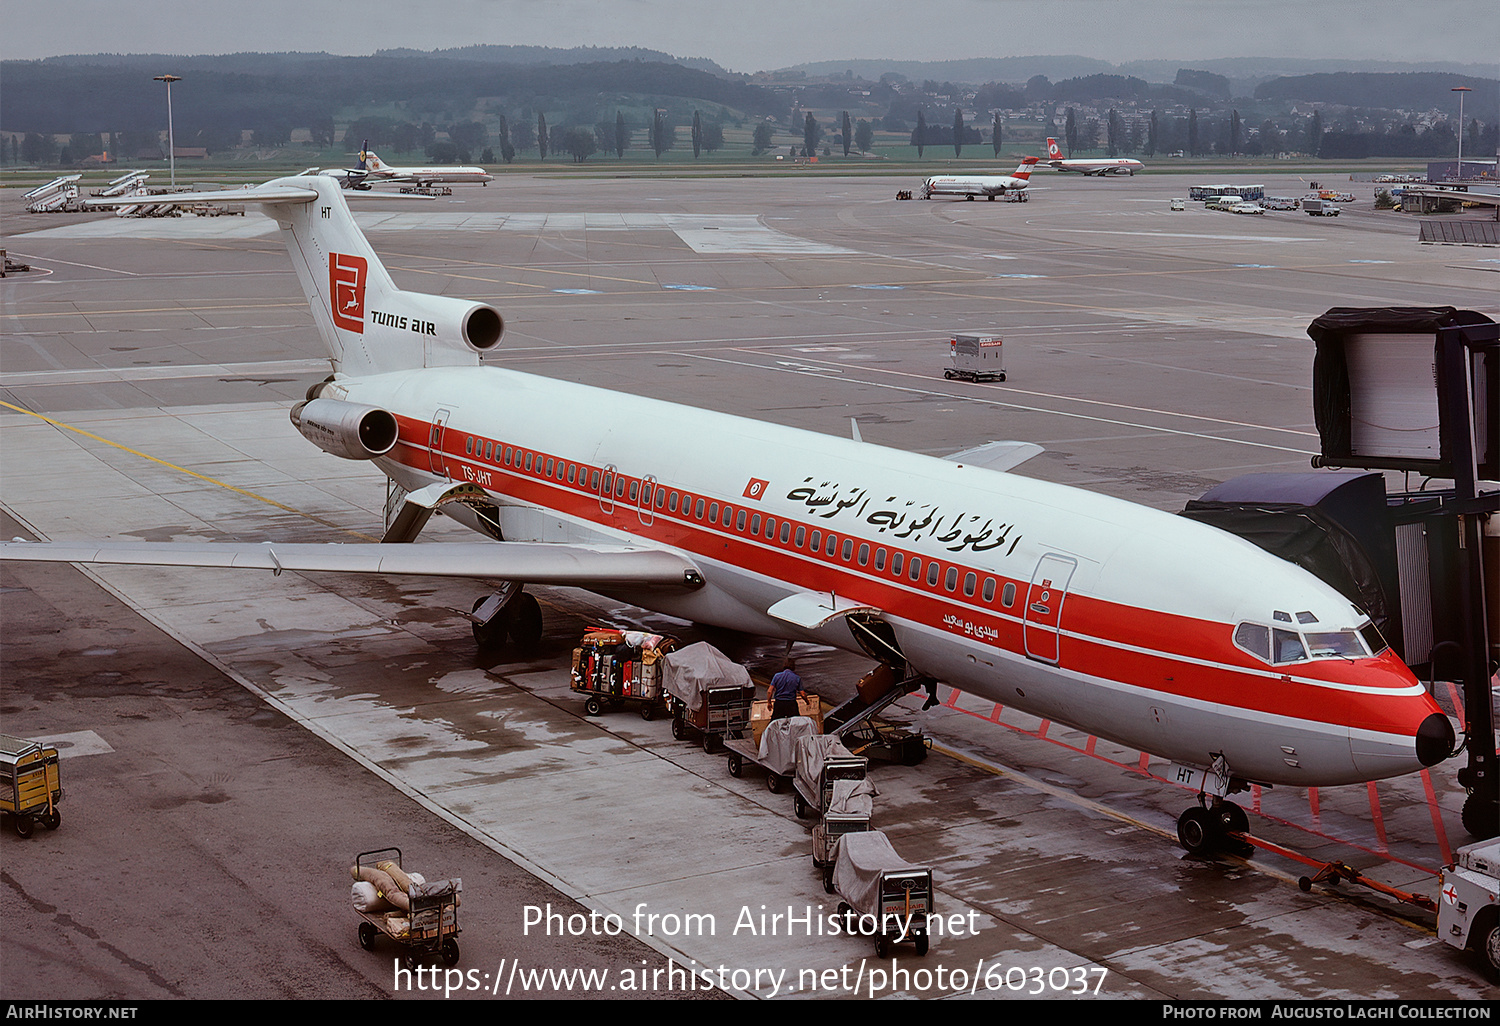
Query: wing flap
[[0, 540, 702, 588]]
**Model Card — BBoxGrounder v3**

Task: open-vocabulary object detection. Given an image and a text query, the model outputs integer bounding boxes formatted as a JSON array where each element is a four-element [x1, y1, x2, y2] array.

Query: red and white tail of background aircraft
[[4, 176, 1454, 855], [1044, 138, 1144, 176], [318, 140, 492, 189], [921, 157, 1040, 200]]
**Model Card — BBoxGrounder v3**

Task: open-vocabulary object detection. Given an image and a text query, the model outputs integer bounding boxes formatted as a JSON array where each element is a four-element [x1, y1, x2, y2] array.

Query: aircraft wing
[[0, 540, 703, 588], [943, 440, 1044, 472], [85, 184, 320, 209]]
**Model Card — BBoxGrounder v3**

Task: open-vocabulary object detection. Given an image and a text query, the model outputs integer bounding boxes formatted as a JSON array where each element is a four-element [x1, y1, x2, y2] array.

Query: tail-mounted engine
[[290, 398, 398, 461]]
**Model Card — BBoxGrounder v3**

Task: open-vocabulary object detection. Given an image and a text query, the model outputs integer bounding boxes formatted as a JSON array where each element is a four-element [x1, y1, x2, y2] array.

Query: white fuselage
[[1048, 158, 1143, 176], [922, 175, 1030, 199], [321, 362, 1446, 790]]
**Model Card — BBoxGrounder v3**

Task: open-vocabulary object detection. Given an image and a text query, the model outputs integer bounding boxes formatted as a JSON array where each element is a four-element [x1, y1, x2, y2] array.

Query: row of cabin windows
[[461, 436, 1021, 610]]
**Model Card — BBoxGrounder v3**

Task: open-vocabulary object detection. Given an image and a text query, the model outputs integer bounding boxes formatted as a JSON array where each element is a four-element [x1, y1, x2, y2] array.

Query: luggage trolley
[[831, 830, 934, 958], [663, 642, 757, 754], [792, 734, 868, 821], [724, 715, 817, 793], [351, 847, 462, 968], [0, 734, 63, 838], [814, 777, 876, 892], [570, 628, 677, 719]]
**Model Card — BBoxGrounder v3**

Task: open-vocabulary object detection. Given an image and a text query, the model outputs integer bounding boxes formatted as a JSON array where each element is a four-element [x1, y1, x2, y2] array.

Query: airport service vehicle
[[921, 157, 1040, 200], [1438, 838, 1500, 982], [352, 847, 461, 968], [944, 333, 1007, 383], [1044, 138, 1143, 176], [1304, 199, 1341, 216], [0, 735, 62, 838], [1170, 198, 1187, 211], [831, 831, 933, 958], [1231, 203, 1266, 216], [813, 776, 875, 891], [1262, 197, 1299, 211], [4, 175, 1456, 859]]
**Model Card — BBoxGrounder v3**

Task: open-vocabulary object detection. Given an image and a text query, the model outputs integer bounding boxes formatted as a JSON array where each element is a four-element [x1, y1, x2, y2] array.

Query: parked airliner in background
[[317, 140, 492, 189], [1044, 138, 1144, 176], [3, 176, 1455, 857], [921, 157, 1040, 200]]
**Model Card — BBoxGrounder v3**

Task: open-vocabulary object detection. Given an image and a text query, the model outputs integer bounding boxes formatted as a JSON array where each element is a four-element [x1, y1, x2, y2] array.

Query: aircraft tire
[[509, 593, 543, 652], [1216, 801, 1249, 835], [1176, 807, 1216, 855]]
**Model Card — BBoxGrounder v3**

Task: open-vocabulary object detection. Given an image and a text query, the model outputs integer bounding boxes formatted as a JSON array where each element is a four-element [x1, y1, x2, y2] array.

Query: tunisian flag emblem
[[742, 478, 769, 500]]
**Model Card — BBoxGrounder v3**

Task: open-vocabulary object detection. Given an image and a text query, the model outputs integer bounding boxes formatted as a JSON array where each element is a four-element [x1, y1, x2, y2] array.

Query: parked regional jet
[[317, 140, 492, 189], [3, 176, 1455, 857], [1044, 138, 1144, 176], [921, 157, 1041, 200]]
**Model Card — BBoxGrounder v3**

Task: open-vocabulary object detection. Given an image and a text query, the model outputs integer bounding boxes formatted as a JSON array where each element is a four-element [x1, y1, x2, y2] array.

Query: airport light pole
[[154, 74, 181, 188], [1451, 86, 1471, 181]]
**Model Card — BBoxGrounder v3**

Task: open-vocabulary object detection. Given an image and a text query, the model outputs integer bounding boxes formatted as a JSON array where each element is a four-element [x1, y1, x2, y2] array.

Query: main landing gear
[[469, 584, 544, 653]]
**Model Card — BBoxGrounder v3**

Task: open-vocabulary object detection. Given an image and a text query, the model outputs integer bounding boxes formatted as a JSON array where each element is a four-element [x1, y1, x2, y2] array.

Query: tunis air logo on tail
[[329, 253, 367, 333]]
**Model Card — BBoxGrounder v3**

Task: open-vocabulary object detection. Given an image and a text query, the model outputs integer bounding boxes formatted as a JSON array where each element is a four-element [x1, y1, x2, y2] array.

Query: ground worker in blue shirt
[[768, 659, 804, 720]]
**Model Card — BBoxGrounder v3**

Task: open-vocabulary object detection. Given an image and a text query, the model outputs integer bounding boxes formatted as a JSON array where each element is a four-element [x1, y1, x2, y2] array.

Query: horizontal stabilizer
[[1, 540, 702, 588], [943, 440, 1044, 472], [85, 184, 319, 208]]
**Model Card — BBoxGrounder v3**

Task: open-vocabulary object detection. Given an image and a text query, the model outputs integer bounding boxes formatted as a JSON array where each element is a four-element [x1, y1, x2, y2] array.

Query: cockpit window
[[1235, 620, 1374, 666], [1233, 623, 1270, 661], [1272, 629, 1307, 663], [1305, 631, 1366, 659], [1359, 621, 1390, 656]]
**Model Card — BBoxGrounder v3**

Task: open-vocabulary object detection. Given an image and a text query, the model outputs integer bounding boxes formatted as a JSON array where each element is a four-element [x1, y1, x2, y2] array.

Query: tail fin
[[1046, 137, 1063, 160], [1011, 156, 1041, 181], [361, 149, 387, 172], [268, 177, 501, 375], [355, 140, 371, 171], [85, 177, 503, 374]]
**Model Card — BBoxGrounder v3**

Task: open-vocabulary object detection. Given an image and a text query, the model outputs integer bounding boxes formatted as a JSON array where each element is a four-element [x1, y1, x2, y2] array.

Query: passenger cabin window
[[982, 578, 995, 602], [1001, 582, 1016, 607], [891, 552, 903, 576]]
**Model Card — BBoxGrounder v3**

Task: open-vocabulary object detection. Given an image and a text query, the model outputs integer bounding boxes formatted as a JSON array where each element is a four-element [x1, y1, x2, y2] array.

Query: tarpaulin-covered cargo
[[758, 715, 819, 777], [662, 642, 753, 718]]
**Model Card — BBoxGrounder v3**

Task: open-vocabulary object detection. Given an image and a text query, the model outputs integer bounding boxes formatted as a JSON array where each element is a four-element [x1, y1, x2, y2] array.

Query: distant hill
[[0, 53, 780, 135], [377, 44, 731, 77], [785, 54, 1497, 94]]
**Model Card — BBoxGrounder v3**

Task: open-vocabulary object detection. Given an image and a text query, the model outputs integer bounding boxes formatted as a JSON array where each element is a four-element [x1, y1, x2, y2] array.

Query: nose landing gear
[[1177, 797, 1250, 856], [1176, 753, 1254, 856]]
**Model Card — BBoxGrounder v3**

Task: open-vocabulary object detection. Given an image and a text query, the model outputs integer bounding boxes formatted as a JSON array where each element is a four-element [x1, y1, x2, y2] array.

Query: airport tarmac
[[2, 170, 1497, 1001]]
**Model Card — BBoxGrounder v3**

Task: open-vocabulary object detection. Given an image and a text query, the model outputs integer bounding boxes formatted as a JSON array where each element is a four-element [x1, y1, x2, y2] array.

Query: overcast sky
[[4, 0, 1494, 71]]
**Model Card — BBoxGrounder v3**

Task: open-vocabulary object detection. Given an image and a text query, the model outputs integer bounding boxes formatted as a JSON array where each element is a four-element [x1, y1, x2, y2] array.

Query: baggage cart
[[944, 333, 1006, 383], [663, 642, 756, 753], [1, 734, 63, 838], [814, 776, 877, 891], [724, 715, 818, 793], [793, 734, 868, 821], [832, 830, 933, 958], [351, 847, 462, 968], [570, 628, 677, 719]]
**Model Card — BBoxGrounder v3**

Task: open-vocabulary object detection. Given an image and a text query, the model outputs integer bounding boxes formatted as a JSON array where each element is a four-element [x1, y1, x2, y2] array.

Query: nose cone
[[1416, 713, 1455, 767]]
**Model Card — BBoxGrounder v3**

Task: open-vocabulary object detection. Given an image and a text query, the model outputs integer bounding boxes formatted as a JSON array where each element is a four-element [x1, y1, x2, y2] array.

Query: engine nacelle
[[290, 398, 399, 461], [364, 291, 504, 360]]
